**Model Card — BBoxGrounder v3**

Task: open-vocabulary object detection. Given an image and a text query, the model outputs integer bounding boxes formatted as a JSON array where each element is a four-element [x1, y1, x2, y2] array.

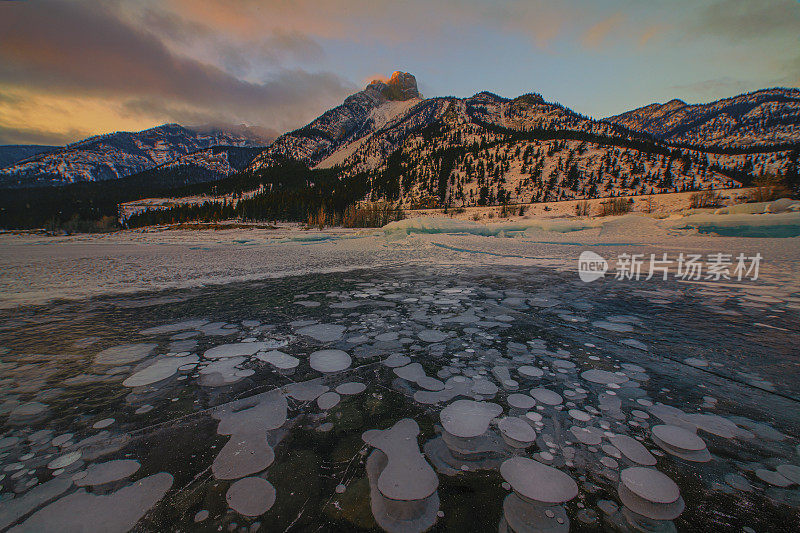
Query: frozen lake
[[0, 258, 798, 531]]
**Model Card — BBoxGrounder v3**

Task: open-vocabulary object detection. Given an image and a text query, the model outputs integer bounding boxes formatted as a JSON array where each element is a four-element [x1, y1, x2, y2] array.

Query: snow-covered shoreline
[[1, 206, 799, 309]]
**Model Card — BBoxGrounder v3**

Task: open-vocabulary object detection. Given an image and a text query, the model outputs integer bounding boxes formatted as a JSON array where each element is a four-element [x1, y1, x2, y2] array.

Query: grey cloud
[[0, 126, 83, 146], [694, 0, 800, 40], [0, 0, 354, 134]]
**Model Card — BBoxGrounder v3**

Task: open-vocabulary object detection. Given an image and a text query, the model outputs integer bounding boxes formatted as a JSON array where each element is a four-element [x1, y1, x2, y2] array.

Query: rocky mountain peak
[[368, 71, 420, 101]]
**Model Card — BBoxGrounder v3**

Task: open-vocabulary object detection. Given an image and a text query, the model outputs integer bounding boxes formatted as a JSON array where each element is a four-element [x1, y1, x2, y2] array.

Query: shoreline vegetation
[[3, 185, 796, 237]]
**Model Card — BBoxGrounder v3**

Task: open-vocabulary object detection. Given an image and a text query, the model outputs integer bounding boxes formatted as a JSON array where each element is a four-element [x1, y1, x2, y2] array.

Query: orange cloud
[[638, 23, 669, 47], [581, 13, 626, 49]]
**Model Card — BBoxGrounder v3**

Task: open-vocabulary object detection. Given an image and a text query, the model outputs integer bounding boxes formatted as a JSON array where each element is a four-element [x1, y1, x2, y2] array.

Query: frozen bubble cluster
[[0, 265, 797, 531], [615, 467, 685, 529], [499, 457, 577, 532], [363, 419, 440, 532]]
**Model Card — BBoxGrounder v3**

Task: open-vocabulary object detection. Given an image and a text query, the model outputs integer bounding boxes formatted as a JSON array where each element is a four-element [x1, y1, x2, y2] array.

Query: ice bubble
[[0, 477, 72, 530], [10, 473, 173, 532], [92, 418, 115, 429], [498, 417, 537, 448], [309, 349, 351, 373], [139, 320, 208, 335], [317, 392, 341, 410], [608, 434, 657, 466], [440, 400, 503, 438], [568, 409, 591, 422], [507, 393, 536, 410], [622, 470, 674, 505], [376, 332, 399, 342], [284, 378, 329, 401], [226, 477, 276, 516], [123, 355, 198, 387], [194, 510, 209, 522], [383, 354, 411, 367], [618, 467, 685, 521], [525, 412, 543, 423], [418, 330, 448, 343], [471, 379, 499, 396], [134, 405, 153, 415], [365, 448, 440, 533], [255, 350, 299, 370], [600, 457, 619, 469], [501, 491, 570, 533], [686, 413, 744, 439], [199, 357, 250, 386], [204, 342, 278, 359], [8, 402, 48, 423], [51, 434, 73, 447], [335, 483, 347, 494], [500, 457, 578, 504], [296, 323, 346, 343], [775, 464, 800, 485], [0, 436, 19, 449], [593, 321, 634, 333], [394, 362, 426, 381], [570, 426, 603, 446], [724, 473, 752, 491], [621, 339, 648, 351], [651, 425, 711, 462], [581, 369, 629, 385], [362, 418, 439, 501], [75, 460, 140, 486], [651, 425, 705, 451], [94, 343, 157, 365], [336, 382, 366, 395], [755, 469, 793, 487], [530, 388, 563, 406], [47, 451, 81, 470], [212, 390, 287, 480]]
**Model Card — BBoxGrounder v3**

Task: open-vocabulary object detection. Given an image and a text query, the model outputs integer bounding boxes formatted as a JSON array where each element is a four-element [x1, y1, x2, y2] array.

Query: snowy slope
[[607, 88, 800, 148], [0, 124, 271, 188]]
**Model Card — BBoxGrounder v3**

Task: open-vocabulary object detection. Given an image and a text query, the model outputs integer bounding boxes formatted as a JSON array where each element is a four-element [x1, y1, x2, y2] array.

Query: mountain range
[[0, 124, 272, 188], [607, 88, 800, 148], [0, 72, 797, 228], [243, 74, 797, 208]]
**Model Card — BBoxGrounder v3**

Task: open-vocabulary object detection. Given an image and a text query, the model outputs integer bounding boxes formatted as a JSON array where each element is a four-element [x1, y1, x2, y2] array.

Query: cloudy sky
[[1, 0, 798, 145]]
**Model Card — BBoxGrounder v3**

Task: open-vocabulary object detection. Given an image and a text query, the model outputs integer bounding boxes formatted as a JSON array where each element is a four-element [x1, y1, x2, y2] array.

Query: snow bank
[[383, 211, 800, 240], [671, 211, 800, 238], [382, 217, 597, 239]]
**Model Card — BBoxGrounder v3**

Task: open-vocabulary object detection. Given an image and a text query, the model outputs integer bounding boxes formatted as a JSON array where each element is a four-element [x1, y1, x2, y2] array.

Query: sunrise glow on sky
[[1, 0, 798, 145]]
